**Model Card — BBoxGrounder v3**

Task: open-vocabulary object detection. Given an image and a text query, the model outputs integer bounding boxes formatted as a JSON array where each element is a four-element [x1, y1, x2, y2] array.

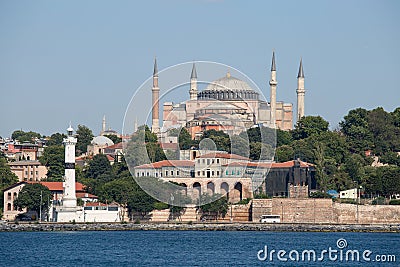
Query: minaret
[[101, 115, 106, 135], [62, 124, 77, 209], [134, 117, 138, 133], [189, 62, 198, 100], [151, 57, 160, 133], [269, 51, 277, 128], [296, 58, 305, 121]]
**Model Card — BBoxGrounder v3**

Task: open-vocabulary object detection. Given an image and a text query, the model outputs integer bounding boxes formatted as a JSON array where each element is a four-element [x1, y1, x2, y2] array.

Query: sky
[[0, 0, 399, 138]]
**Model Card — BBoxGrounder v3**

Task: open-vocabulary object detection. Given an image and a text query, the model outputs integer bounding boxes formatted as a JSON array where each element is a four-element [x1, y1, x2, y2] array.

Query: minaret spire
[[189, 62, 198, 100], [151, 57, 160, 133], [297, 58, 304, 78], [296, 58, 305, 122], [271, 51, 276, 71], [102, 115, 106, 135], [269, 51, 277, 128]]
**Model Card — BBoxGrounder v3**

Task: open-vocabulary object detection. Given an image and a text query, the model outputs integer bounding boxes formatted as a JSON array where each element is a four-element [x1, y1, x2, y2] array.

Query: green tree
[[76, 125, 94, 155], [339, 108, 373, 153], [230, 135, 250, 158], [292, 116, 329, 140], [86, 154, 113, 180], [39, 145, 64, 181], [200, 193, 228, 220], [13, 183, 52, 216], [201, 129, 230, 152], [11, 130, 41, 143], [275, 145, 294, 162], [276, 129, 293, 147], [178, 127, 194, 150], [46, 133, 66, 146]]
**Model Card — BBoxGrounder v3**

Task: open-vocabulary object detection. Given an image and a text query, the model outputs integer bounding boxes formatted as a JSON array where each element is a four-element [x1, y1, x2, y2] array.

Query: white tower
[[189, 62, 198, 100], [269, 51, 277, 128], [62, 124, 77, 209], [296, 58, 305, 121], [101, 115, 106, 135], [151, 58, 160, 133]]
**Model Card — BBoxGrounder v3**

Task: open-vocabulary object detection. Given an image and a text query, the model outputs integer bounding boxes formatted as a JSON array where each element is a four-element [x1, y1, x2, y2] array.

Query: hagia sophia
[[150, 52, 306, 138]]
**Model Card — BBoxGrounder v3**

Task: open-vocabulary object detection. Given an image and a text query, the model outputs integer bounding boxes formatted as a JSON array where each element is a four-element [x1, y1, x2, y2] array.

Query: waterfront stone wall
[[252, 198, 400, 224], [1, 222, 399, 232]]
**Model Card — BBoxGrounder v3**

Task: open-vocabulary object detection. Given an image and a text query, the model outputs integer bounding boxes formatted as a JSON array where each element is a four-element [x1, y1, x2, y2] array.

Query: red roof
[[27, 181, 85, 192], [197, 152, 249, 161], [135, 160, 194, 169], [223, 160, 313, 168], [84, 202, 119, 207], [105, 142, 123, 150], [160, 142, 179, 150]]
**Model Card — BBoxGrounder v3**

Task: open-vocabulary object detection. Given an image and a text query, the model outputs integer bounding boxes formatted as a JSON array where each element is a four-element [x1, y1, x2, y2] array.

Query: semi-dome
[[91, 136, 114, 146], [198, 72, 259, 101]]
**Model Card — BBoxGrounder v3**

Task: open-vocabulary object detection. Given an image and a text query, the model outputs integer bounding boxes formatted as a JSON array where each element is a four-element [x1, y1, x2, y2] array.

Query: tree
[[86, 154, 113, 180], [339, 108, 373, 153], [39, 145, 64, 181], [200, 193, 228, 220], [201, 129, 230, 152], [178, 127, 194, 150], [11, 130, 41, 143], [14, 183, 52, 217], [276, 129, 293, 147], [230, 135, 249, 158], [76, 125, 94, 155], [275, 145, 294, 162], [292, 116, 329, 140], [46, 133, 66, 146]]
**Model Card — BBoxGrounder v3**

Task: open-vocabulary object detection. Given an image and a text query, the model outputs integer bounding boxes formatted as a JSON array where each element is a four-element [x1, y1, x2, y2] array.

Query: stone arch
[[207, 181, 215, 195], [220, 182, 229, 200], [193, 182, 201, 200], [232, 182, 243, 202]]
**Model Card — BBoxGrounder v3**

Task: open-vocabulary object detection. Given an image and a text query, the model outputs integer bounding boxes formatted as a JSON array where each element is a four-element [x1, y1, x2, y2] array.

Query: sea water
[[0, 231, 399, 266]]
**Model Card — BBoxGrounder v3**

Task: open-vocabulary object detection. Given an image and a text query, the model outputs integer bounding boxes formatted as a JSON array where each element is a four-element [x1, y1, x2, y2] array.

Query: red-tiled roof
[[197, 152, 249, 161], [160, 142, 179, 150], [27, 181, 86, 192], [135, 160, 194, 169], [84, 202, 119, 207], [223, 160, 313, 168], [105, 142, 123, 150]]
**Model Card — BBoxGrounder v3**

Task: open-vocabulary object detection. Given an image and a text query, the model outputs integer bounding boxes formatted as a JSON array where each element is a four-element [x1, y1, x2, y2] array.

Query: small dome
[[91, 136, 114, 146]]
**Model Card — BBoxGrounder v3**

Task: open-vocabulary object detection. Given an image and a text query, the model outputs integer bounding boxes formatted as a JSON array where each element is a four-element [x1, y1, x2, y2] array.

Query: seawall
[[1, 222, 399, 232]]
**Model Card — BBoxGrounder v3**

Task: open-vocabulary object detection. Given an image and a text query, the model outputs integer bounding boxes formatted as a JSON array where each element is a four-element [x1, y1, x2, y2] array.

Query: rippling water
[[0, 231, 399, 266]]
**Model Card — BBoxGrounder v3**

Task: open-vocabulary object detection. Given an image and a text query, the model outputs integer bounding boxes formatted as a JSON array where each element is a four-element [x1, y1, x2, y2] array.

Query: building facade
[[8, 160, 48, 182], [134, 151, 316, 202], [150, 53, 306, 138]]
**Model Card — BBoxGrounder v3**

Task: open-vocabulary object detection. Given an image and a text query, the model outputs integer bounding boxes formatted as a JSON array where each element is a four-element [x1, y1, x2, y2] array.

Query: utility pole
[[39, 190, 43, 222]]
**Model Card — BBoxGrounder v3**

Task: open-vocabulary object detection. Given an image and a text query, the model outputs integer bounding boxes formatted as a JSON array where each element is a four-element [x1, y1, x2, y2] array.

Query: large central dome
[[198, 72, 259, 101]]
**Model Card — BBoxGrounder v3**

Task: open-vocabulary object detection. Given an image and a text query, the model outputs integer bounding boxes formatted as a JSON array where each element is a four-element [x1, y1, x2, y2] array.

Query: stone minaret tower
[[189, 62, 198, 100], [296, 58, 305, 122], [62, 124, 77, 209], [151, 58, 160, 133], [101, 115, 106, 135], [269, 51, 277, 128]]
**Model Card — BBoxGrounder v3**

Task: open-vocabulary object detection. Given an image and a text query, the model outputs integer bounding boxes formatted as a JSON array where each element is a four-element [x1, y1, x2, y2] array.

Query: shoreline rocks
[[1, 222, 399, 232]]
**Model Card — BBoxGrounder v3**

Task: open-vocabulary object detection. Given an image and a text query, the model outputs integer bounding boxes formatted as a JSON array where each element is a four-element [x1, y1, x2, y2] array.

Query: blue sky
[[0, 0, 399, 137]]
